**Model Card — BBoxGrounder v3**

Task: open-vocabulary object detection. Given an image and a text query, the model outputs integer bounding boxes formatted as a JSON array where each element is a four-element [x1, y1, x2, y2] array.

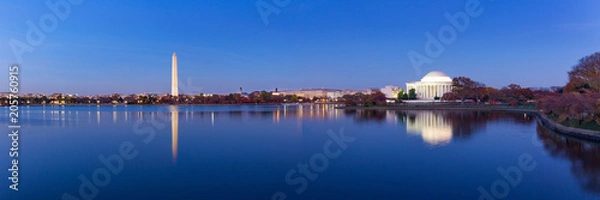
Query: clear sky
[[1, 0, 599, 95]]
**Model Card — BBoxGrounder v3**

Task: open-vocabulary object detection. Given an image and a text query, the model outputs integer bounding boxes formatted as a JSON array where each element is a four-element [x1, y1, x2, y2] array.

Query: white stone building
[[406, 71, 453, 99], [277, 89, 365, 100], [381, 85, 403, 99]]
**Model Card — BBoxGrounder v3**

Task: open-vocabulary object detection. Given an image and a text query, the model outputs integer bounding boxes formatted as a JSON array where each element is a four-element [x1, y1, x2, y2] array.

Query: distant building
[[363, 88, 380, 95], [277, 88, 365, 100], [277, 88, 332, 99], [381, 85, 403, 99], [406, 71, 453, 100], [238, 87, 249, 97]]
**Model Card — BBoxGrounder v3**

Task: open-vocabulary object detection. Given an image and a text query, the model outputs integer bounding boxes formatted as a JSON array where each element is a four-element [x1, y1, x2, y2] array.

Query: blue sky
[[1, 0, 599, 95]]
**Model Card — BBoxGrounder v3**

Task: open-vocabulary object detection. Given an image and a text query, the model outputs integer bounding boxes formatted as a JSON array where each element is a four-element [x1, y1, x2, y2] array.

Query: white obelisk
[[171, 52, 178, 96]]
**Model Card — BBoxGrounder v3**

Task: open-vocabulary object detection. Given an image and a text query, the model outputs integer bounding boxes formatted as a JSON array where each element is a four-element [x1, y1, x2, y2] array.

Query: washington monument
[[171, 52, 178, 96]]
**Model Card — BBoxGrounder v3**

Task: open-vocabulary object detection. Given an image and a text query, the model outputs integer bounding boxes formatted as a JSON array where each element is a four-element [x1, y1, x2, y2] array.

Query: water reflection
[[346, 109, 537, 145], [536, 122, 600, 194], [405, 111, 453, 145], [344, 109, 386, 123], [170, 106, 179, 163], [11, 104, 346, 127], [444, 111, 534, 139], [4, 105, 600, 198]]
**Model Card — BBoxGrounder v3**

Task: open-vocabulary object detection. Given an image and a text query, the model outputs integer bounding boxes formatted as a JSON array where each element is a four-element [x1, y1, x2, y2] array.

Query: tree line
[[4, 52, 598, 128], [536, 52, 600, 127], [439, 52, 599, 127], [1, 91, 317, 105]]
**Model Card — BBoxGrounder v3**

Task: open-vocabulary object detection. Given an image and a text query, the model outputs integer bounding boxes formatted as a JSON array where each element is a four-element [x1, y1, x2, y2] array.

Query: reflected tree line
[[346, 109, 600, 193], [345, 109, 535, 140], [536, 123, 600, 194], [27, 103, 600, 193], [343, 109, 388, 123]]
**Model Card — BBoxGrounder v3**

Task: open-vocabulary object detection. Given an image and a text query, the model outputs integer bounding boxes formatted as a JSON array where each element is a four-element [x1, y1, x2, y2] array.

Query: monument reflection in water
[[405, 111, 453, 145], [170, 106, 178, 163], [7, 105, 600, 199]]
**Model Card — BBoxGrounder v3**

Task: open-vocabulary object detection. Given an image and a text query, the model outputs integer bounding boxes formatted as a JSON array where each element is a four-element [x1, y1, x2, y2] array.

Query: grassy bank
[[546, 114, 600, 131]]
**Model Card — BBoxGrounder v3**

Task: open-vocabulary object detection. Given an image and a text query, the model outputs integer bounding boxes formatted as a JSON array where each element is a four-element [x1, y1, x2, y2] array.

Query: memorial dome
[[420, 71, 452, 82]]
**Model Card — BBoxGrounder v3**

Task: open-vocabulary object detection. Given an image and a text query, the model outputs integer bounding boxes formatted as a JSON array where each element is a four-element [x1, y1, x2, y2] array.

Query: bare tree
[[566, 52, 600, 93]]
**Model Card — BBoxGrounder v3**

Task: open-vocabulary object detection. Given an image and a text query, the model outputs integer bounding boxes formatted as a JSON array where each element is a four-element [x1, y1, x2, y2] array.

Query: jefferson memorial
[[406, 71, 453, 100]]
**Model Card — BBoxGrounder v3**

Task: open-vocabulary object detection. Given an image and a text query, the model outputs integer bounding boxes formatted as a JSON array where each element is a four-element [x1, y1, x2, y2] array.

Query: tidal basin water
[[3, 105, 600, 200]]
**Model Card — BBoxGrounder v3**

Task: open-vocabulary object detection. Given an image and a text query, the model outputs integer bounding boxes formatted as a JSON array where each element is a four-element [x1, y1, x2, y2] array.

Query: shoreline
[[7, 104, 599, 141], [5, 103, 337, 107], [340, 105, 600, 142]]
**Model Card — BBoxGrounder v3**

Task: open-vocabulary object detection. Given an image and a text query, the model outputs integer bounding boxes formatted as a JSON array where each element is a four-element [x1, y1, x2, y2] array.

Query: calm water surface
[[3, 105, 600, 200]]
